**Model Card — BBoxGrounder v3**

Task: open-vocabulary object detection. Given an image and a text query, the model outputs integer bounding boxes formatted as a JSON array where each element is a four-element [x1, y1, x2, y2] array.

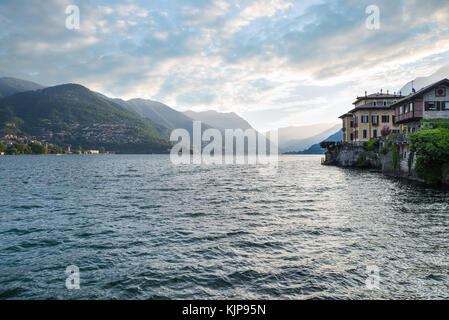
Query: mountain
[[400, 66, 449, 95], [285, 130, 342, 154], [183, 110, 254, 131], [112, 98, 204, 136], [0, 84, 171, 153], [277, 123, 341, 153], [0, 77, 44, 98]]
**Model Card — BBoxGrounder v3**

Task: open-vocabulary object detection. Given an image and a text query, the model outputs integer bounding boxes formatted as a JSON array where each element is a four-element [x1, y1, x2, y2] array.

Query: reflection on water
[[0, 155, 448, 299]]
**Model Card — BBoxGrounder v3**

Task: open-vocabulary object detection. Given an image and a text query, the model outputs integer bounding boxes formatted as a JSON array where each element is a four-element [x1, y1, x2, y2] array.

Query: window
[[373, 129, 378, 138], [363, 129, 367, 139], [399, 106, 403, 114], [426, 102, 436, 111], [350, 120, 354, 128], [373, 101, 377, 107], [410, 103, 413, 112], [382, 115, 389, 123], [392, 129, 400, 134], [361, 115, 369, 123], [372, 115, 379, 125], [443, 102, 449, 111], [383, 101, 387, 106], [392, 115, 396, 124], [350, 133, 354, 141], [436, 87, 446, 97]]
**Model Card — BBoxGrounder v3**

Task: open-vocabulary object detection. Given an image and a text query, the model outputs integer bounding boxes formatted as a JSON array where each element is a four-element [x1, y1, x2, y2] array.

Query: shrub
[[392, 145, 400, 171], [365, 139, 379, 151], [409, 128, 449, 184], [357, 153, 367, 167]]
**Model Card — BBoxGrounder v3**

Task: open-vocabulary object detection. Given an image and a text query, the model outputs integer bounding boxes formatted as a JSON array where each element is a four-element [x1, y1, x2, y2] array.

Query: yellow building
[[340, 113, 354, 143], [340, 92, 403, 143]]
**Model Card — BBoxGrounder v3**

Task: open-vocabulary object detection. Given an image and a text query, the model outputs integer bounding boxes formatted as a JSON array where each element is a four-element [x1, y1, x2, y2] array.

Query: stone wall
[[324, 140, 449, 185], [323, 143, 379, 168]]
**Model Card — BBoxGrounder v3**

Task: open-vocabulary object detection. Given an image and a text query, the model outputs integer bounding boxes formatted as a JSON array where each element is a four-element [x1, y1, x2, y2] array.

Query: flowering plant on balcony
[[381, 126, 391, 137]]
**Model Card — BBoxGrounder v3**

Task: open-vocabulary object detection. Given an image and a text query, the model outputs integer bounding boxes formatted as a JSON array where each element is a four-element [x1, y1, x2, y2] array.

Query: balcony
[[396, 109, 423, 123]]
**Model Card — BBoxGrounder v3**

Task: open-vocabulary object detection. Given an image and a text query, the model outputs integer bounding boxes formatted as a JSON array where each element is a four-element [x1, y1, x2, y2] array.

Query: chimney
[[399, 91, 402, 96], [365, 91, 367, 97], [380, 89, 383, 94], [387, 89, 389, 94]]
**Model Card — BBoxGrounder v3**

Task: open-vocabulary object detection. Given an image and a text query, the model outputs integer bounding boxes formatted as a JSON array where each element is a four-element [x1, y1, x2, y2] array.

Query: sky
[[1, 0, 449, 132]]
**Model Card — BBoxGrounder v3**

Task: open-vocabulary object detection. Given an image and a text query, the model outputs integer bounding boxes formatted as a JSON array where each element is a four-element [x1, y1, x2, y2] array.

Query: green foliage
[[0, 142, 6, 152], [421, 119, 449, 130], [365, 139, 379, 151], [408, 149, 414, 174], [357, 151, 375, 167], [380, 140, 393, 155], [6, 143, 32, 155], [392, 145, 400, 171], [29, 142, 47, 154], [357, 153, 367, 167], [409, 128, 449, 184], [48, 145, 64, 154]]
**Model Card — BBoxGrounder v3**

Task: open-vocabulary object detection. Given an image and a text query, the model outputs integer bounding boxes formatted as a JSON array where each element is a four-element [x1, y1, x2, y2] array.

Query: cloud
[[1, 0, 449, 131]]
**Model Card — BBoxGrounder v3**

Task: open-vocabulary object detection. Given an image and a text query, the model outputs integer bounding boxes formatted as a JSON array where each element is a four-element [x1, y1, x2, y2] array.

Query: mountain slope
[[113, 98, 204, 136], [0, 77, 44, 98], [183, 110, 254, 131], [400, 66, 449, 95], [277, 123, 341, 153], [0, 84, 171, 153]]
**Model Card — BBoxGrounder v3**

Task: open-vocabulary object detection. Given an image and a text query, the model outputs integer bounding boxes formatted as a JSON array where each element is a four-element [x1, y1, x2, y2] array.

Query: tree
[[13, 143, 32, 154], [48, 145, 64, 154], [30, 142, 48, 154], [0, 142, 6, 152]]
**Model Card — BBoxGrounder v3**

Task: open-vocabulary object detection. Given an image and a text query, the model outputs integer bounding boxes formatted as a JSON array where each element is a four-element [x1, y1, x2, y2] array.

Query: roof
[[390, 78, 449, 107], [338, 113, 353, 119], [347, 103, 394, 114], [353, 93, 403, 105]]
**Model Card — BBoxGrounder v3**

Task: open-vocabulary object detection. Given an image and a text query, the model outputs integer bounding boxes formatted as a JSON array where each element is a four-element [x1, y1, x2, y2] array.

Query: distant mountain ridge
[[400, 66, 449, 95], [0, 77, 44, 98], [183, 110, 254, 131], [0, 83, 170, 153], [285, 130, 342, 154], [0, 77, 264, 154], [277, 123, 341, 153]]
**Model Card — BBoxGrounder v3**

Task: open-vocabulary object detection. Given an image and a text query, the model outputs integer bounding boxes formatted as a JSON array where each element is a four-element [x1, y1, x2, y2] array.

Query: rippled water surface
[[1, 155, 448, 299]]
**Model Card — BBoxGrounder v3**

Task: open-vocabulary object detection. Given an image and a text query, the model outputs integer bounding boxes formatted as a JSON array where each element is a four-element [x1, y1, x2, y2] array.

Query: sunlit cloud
[[1, 0, 449, 131]]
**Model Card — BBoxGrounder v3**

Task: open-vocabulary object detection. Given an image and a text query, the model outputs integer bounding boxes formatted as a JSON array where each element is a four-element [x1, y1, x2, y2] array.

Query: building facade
[[392, 78, 449, 134], [340, 92, 403, 143]]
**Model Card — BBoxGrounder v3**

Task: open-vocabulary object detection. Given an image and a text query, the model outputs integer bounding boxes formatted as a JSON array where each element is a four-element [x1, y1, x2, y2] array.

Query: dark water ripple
[[1, 155, 449, 299]]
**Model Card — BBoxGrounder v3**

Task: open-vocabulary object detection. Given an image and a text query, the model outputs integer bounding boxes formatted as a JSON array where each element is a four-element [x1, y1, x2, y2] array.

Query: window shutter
[[425, 102, 429, 111]]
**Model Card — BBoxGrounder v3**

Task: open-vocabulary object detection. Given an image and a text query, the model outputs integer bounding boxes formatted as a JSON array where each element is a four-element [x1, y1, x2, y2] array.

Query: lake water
[[0, 155, 448, 299]]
